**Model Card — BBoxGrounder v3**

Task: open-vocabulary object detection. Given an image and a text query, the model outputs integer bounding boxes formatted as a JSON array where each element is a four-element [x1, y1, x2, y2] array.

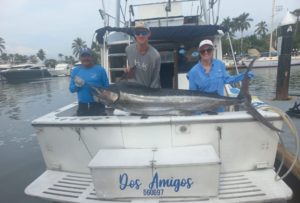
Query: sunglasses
[[200, 48, 214, 55], [134, 30, 149, 36]]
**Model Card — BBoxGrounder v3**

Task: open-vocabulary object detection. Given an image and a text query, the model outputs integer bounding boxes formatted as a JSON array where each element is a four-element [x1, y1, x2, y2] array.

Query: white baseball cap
[[199, 39, 214, 49]]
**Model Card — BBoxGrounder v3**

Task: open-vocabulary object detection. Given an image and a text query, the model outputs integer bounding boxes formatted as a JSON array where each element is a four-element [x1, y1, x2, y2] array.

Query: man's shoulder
[[188, 63, 200, 75], [71, 65, 81, 73], [148, 45, 160, 56], [93, 64, 106, 71], [126, 44, 136, 52], [213, 59, 225, 66]]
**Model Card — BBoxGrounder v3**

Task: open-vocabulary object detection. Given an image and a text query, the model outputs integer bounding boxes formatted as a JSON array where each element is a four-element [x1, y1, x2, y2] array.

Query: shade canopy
[[96, 25, 228, 44]]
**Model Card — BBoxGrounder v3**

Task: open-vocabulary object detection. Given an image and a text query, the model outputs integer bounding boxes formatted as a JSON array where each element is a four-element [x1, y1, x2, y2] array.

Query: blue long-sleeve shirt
[[187, 59, 244, 96], [69, 65, 109, 103]]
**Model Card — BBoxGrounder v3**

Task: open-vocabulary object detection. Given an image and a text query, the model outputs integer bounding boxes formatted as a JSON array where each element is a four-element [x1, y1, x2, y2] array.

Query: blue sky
[[0, 0, 299, 59]]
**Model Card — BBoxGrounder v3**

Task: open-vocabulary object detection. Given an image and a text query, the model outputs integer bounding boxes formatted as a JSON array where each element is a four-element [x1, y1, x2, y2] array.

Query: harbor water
[[0, 66, 300, 203]]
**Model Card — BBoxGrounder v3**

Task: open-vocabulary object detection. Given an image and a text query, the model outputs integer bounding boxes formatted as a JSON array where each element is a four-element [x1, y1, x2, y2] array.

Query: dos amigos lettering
[[119, 172, 193, 192]]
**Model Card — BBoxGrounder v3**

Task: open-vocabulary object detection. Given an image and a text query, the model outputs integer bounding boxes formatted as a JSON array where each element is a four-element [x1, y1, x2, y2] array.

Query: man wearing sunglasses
[[187, 39, 254, 96], [125, 21, 161, 88]]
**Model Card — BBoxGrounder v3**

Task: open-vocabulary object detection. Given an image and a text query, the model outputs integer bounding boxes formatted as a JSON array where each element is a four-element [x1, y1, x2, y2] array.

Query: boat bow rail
[[32, 102, 282, 126]]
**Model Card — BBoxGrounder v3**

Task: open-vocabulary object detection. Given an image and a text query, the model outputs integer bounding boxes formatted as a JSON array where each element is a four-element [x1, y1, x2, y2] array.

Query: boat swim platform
[[25, 169, 292, 203]]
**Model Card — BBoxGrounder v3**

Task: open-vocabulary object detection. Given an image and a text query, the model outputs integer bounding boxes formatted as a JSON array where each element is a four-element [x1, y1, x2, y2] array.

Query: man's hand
[[123, 66, 136, 79], [124, 66, 130, 73], [74, 76, 85, 87]]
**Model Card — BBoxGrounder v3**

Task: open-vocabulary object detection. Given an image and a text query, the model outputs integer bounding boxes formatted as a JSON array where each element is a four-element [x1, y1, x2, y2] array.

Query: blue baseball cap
[[79, 47, 92, 57]]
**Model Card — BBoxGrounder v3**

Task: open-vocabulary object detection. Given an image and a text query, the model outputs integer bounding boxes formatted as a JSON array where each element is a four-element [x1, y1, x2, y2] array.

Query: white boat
[[25, 1, 295, 203], [1, 63, 51, 82], [0, 64, 11, 81], [242, 56, 300, 68], [48, 63, 71, 77]]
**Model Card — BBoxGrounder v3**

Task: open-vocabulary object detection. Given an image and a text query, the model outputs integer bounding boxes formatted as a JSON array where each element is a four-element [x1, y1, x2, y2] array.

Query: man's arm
[[187, 72, 198, 90], [69, 68, 79, 93], [150, 55, 161, 88], [101, 68, 109, 87]]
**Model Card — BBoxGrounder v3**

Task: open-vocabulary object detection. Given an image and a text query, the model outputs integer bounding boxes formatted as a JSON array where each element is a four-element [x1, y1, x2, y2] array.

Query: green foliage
[[91, 41, 101, 64], [64, 56, 76, 65], [293, 9, 300, 50], [13, 54, 28, 64], [72, 38, 86, 58], [220, 17, 236, 38], [255, 21, 268, 38], [28, 55, 38, 64], [222, 34, 270, 56], [44, 59, 57, 68], [0, 37, 5, 54], [58, 53, 64, 61], [1, 53, 9, 62], [37, 49, 46, 61]]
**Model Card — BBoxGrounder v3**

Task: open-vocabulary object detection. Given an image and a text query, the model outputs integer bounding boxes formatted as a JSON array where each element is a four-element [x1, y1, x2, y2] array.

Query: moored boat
[[1, 63, 51, 82], [242, 56, 300, 68], [48, 63, 71, 77]]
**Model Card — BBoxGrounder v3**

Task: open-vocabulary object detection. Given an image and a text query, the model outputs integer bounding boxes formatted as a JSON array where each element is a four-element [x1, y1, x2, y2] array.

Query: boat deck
[[25, 169, 292, 203]]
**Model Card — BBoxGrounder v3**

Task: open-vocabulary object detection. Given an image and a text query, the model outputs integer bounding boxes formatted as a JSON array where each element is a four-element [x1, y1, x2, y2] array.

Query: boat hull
[[243, 57, 300, 68], [32, 103, 281, 174], [1, 69, 51, 82]]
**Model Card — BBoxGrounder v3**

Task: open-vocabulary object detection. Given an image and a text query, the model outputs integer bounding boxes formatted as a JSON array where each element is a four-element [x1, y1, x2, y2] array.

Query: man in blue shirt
[[69, 48, 109, 116], [187, 39, 253, 96]]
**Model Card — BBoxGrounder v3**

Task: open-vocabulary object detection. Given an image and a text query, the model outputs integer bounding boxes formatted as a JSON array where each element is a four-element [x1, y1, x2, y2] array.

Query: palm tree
[[29, 55, 38, 64], [233, 13, 253, 53], [58, 53, 64, 62], [72, 38, 86, 58], [65, 56, 75, 65], [255, 21, 268, 38], [37, 49, 46, 61], [220, 17, 236, 37], [0, 37, 5, 54], [8, 54, 14, 64], [91, 41, 102, 64], [293, 9, 300, 36]]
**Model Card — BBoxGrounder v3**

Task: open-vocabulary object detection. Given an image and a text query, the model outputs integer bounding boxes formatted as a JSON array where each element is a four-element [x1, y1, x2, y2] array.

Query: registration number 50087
[[143, 189, 164, 196]]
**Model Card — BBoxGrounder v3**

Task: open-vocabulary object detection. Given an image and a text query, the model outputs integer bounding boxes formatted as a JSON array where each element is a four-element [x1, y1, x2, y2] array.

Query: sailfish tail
[[238, 59, 282, 132]]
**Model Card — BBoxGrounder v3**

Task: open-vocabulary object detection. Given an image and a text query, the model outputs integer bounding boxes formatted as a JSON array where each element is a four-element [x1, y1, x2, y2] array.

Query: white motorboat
[[242, 56, 300, 68], [25, 1, 296, 203], [0, 64, 11, 80], [48, 63, 71, 77], [1, 63, 51, 82]]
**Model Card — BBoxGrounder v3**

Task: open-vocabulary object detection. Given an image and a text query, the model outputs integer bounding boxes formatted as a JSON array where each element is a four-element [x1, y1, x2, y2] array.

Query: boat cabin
[[96, 24, 224, 90]]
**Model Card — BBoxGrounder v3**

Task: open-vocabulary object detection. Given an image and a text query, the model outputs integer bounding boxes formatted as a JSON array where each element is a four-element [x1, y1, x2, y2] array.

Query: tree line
[[1, 9, 299, 65], [0, 37, 101, 67], [221, 9, 300, 56]]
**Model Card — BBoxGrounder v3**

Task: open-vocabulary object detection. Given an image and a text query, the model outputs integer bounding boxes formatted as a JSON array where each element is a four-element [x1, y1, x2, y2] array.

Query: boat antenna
[[101, 0, 105, 12], [115, 0, 121, 27], [227, 32, 240, 75], [124, 0, 128, 26], [200, 0, 208, 24], [214, 0, 221, 25], [190, 1, 194, 16], [269, 0, 276, 57]]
